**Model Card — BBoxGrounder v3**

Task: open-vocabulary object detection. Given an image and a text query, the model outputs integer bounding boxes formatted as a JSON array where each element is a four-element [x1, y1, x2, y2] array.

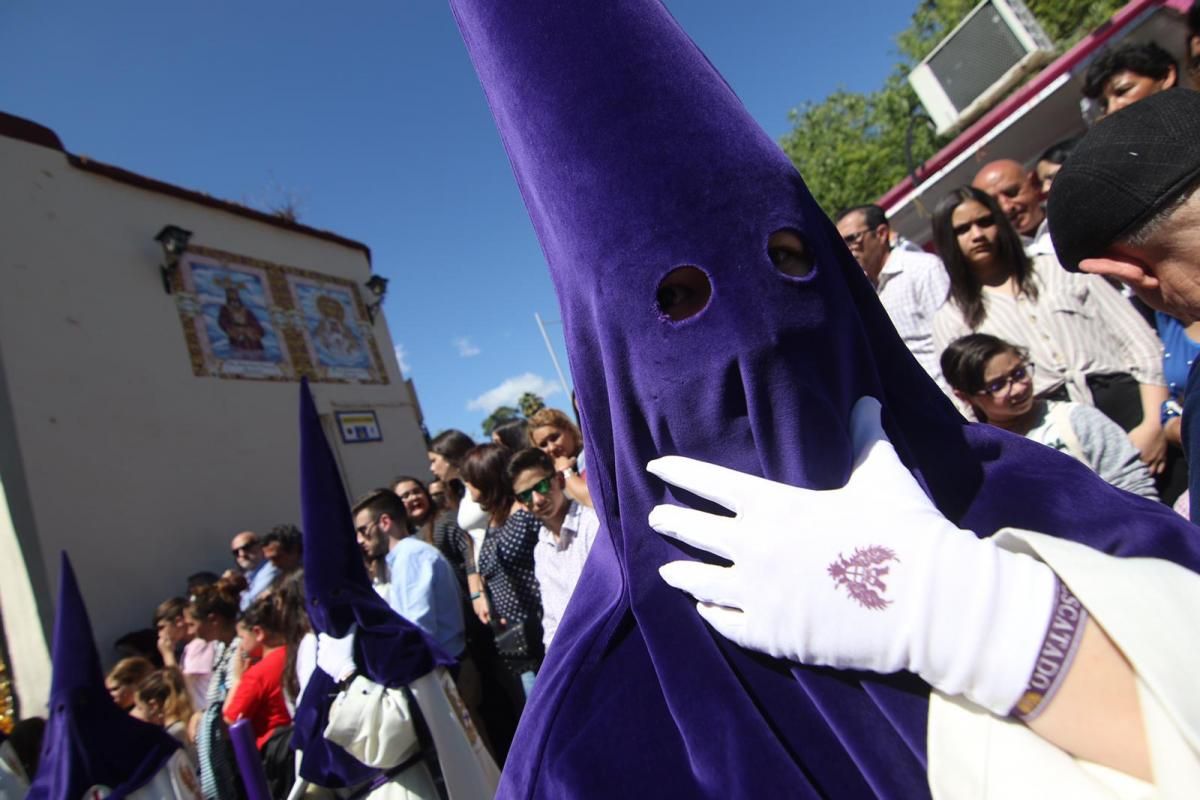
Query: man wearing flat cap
[[1047, 87, 1200, 519]]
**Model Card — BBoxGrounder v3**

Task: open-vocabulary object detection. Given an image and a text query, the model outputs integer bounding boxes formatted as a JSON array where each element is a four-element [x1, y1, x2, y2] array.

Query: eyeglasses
[[841, 229, 873, 247], [355, 519, 379, 537], [516, 477, 554, 505], [397, 488, 425, 502], [231, 542, 259, 556], [976, 363, 1035, 397]]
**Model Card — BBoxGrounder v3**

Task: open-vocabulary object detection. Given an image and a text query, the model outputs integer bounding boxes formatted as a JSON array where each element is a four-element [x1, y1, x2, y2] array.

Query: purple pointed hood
[[449, 2, 1200, 798], [293, 379, 453, 787], [27, 553, 178, 800]]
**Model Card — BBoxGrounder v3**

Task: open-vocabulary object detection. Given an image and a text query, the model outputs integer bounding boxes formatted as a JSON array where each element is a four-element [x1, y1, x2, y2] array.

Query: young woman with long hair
[[186, 575, 243, 799], [428, 429, 490, 620], [526, 407, 592, 508]]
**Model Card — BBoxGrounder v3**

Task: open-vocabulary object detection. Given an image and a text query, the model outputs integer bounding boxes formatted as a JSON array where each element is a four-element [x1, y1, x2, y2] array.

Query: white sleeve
[[534, 552, 559, 649], [296, 632, 318, 703], [928, 529, 1200, 799]]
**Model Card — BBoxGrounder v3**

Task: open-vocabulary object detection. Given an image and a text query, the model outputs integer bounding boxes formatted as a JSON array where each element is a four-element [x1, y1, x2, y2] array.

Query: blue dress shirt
[[240, 560, 279, 610], [385, 536, 466, 658]]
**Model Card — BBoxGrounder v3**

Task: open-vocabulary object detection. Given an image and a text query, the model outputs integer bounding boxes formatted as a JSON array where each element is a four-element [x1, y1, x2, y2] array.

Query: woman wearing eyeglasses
[[942, 333, 1157, 500], [930, 186, 1173, 494]]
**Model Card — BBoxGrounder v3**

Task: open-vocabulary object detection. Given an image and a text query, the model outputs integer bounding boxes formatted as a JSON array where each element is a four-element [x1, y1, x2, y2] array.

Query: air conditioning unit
[[908, 0, 1055, 135]]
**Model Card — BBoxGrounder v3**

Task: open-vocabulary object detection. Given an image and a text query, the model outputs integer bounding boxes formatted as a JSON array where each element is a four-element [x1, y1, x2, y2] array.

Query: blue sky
[[0, 1, 917, 439]]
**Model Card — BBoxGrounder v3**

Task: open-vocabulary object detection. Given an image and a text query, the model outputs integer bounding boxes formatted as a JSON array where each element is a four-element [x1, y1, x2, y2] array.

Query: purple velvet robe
[[447, 1, 1200, 798], [27, 554, 180, 800], [293, 380, 455, 787]]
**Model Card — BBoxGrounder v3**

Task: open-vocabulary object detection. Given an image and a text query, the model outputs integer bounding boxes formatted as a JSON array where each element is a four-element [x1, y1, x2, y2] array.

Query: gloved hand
[[649, 396, 1057, 716], [316, 624, 358, 683]]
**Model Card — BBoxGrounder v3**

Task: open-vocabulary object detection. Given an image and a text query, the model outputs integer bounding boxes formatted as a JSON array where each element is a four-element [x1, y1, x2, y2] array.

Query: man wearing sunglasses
[[509, 448, 600, 650], [972, 159, 1055, 257], [352, 488, 465, 661], [230, 530, 277, 611], [834, 204, 949, 383]]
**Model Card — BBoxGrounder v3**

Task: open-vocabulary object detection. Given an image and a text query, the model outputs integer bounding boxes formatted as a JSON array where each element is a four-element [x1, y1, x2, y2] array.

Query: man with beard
[[353, 489, 465, 662]]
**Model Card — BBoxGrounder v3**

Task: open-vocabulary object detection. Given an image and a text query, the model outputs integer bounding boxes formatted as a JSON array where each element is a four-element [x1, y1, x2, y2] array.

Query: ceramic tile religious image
[[178, 255, 291, 380], [289, 278, 380, 383]]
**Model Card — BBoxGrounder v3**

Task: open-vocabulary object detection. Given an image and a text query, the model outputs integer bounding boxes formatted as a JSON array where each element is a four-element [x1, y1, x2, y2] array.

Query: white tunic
[[927, 528, 1200, 798]]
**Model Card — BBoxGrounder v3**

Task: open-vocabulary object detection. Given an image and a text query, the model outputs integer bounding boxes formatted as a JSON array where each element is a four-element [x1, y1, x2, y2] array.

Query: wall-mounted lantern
[[155, 224, 193, 294], [364, 275, 389, 323]]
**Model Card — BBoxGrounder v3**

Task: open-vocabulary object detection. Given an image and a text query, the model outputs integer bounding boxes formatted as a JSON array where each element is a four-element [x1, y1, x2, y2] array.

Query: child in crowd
[[223, 593, 292, 751], [105, 656, 155, 713], [942, 333, 1158, 499], [135, 667, 197, 766]]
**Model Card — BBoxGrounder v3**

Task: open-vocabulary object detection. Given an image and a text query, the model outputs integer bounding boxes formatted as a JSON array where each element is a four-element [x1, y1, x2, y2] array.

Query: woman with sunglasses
[[930, 186, 1172, 490], [942, 333, 1157, 499]]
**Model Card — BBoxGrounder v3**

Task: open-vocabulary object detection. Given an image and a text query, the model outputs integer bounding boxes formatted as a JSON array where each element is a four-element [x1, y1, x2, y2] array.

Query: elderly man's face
[[230, 531, 263, 572], [1081, 194, 1200, 322], [972, 161, 1044, 236]]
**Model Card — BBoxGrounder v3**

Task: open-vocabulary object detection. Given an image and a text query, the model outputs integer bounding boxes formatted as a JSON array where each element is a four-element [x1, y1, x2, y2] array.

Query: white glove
[[316, 624, 358, 683], [648, 396, 1057, 715]]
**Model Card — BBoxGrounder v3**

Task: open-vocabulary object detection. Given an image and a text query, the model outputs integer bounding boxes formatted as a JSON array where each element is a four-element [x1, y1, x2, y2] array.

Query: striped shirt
[[933, 255, 1164, 405], [874, 248, 950, 382], [197, 641, 236, 800]]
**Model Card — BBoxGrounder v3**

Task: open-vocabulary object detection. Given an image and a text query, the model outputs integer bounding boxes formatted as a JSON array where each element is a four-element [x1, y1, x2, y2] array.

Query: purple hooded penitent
[[27, 553, 179, 800], [448, 2, 1200, 798], [292, 379, 454, 787]]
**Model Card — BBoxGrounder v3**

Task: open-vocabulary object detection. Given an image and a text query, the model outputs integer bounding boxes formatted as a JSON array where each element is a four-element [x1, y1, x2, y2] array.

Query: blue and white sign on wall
[[336, 410, 382, 444]]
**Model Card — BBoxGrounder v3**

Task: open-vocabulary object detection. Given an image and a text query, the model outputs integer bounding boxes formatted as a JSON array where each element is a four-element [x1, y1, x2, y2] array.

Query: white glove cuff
[[959, 547, 1057, 714], [911, 528, 1058, 716]]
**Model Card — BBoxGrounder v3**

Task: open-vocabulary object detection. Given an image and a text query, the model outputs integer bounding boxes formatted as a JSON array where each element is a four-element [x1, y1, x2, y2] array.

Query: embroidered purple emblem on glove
[[828, 546, 898, 610]]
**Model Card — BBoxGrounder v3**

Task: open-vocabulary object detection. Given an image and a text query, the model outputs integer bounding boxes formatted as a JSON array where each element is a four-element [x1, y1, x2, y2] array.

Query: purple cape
[[27, 553, 179, 800], [447, 2, 1200, 798], [293, 380, 454, 787]]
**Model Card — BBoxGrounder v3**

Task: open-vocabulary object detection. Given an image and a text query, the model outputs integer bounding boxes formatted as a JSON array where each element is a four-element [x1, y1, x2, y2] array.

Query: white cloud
[[453, 336, 481, 358], [393, 343, 411, 375], [467, 372, 561, 412]]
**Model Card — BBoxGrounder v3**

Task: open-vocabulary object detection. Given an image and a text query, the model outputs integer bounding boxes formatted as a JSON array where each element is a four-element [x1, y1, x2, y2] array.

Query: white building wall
[[0, 126, 428, 713]]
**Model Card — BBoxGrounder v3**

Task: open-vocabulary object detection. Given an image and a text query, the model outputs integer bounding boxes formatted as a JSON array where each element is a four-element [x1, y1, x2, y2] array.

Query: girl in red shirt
[[223, 593, 291, 749]]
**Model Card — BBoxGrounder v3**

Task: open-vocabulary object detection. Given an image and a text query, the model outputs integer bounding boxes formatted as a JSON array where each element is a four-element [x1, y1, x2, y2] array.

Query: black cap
[[1048, 88, 1200, 271]]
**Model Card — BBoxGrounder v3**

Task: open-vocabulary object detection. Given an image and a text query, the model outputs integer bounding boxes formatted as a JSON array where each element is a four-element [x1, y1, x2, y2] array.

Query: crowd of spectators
[[835, 29, 1200, 514], [24, 405, 600, 799]]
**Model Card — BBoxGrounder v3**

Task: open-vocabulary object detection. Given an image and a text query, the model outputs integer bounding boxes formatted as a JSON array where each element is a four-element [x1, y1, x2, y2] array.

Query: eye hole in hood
[[768, 228, 815, 279], [655, 265, 712, 322]]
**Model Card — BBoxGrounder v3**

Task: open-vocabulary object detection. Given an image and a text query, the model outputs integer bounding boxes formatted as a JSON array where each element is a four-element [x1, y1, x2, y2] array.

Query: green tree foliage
[[481, 405, 521, 437], [781, 0, 1127, 215], [518, 392, 546, 418]]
